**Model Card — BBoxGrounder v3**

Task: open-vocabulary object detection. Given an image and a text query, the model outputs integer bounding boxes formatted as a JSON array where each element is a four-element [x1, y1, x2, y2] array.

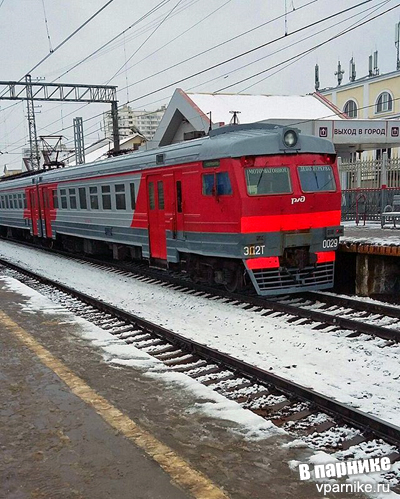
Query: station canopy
[[148, 88, 400, 155]]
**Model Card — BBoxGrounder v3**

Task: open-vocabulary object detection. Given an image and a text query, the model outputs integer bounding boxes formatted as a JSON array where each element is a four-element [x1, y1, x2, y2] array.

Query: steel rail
[[1, 256, 399, 447], [0, 236, 399, 342]]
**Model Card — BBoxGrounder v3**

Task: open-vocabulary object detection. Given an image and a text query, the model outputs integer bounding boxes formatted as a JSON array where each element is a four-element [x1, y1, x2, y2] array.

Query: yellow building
[[320, 69, 400, 159]]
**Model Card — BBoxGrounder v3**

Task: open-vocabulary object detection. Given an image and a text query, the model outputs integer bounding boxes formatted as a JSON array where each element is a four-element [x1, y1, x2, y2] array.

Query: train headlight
[[283, 130, 298, 147]]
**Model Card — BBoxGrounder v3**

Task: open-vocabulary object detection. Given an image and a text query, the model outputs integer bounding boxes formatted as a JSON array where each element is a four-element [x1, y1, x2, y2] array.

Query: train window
[[13, 194, 18, 208], [53, 190, 58, 209], [202, 174, 215, 196], [102, 185, 112, 210], [23, 193, 27, 209], [0, 196, 3, 209], [5, 196, 9, 209], [60, 189, 68, 209], [245, 167, 291, 196], [69, 188, 77, 209], [216, 172, 232, 195], [157, 181, 164, 210], [176, 181, 182, 213], [18, 194, 23, 209], [9, 195, 14, 209], [90, 187, 99, 210], [130, 183, 136, 210], [79, 187, 87, 210], [148, 182, 155, 210], [298, 165, 336, 192], [202, 173, 232, 196], [115, 184, 126, 210]]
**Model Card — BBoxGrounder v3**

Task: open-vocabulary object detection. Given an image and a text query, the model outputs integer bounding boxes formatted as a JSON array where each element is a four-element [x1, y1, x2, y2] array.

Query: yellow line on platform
[[0, 310, 229, 499]]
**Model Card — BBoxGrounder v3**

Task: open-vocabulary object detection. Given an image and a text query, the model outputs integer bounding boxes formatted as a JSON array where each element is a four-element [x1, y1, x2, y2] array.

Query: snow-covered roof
[[148, 88, 344, 149], [186, 92, 342, 123]]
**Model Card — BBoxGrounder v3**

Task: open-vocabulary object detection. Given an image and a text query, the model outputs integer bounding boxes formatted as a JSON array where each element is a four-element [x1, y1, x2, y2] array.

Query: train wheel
[[224, 266, 243, 293]]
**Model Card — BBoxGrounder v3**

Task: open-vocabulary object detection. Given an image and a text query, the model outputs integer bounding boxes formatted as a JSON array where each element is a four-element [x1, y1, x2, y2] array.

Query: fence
[[339, 153, 400, 221]]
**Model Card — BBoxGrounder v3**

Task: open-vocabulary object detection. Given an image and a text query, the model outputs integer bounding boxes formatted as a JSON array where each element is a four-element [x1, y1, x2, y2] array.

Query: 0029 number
[[322, 238, 338, 249], [243, 245, 265, 256]]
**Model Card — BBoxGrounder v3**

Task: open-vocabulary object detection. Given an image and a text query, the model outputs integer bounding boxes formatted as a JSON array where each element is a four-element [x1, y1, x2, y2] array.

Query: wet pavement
[[0, 275, 366, 499]]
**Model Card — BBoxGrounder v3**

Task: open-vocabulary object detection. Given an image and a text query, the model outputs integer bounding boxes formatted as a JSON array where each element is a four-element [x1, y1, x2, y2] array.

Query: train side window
[[130, 183, 136, 210], [148, 182, 155, 210], [69, 188, 77, 209], [18, 194, 23, 209], [157, 181, 164, 210], [53, 190, 58, 209], [176, 181, 182, 213], [79, 187, 87, 209], [202, 174, 215, 196], [60, 189, 67, 209], [90, 187, 99, 210], [216, 172, 232, 195], [6, 195, 10, 209], [23, 193, 27, 209], [102, 185, 112, 210], [115, 184, 126, 210], [13, 194, 18, 208], [9, 195, 14, 209], [0, 196, 3, 209], [5, 196, 9, 209]]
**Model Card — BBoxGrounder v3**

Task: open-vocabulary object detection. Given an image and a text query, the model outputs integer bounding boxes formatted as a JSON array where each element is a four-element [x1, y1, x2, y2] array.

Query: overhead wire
[[52, 0, 173, 82], [106, 0, 184, 84], [120, 0, 379, 103], [0, 0, 389, 157], [213, 1, 398, 93]]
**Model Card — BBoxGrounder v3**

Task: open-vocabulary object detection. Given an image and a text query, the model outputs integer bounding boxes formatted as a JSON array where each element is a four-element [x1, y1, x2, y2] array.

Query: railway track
[[1, 237, 399, 345], [1, 257, 400, 493]]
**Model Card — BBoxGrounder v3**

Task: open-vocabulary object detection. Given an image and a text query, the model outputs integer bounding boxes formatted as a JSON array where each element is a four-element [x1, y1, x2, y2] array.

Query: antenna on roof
[[373, 50, 379, 75], [334, 60, 344, 86], [395, 22, 400, 70], [368, 55, 373, 76], [349, 57, 356, 82], [314, 64, 320, 90], [229, 110, 241, 125]]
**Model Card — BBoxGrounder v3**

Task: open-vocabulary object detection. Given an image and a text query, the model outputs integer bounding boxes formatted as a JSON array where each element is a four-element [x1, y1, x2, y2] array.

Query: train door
[[147, 174, 167, 260], [28, 188, 41, 237], [40, 186, 53, 238]]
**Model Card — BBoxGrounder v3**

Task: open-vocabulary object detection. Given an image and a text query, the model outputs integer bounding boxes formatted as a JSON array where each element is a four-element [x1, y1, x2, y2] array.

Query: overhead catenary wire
[[120, 0, 379, 103], [52, 0, 173, 82], [0, 1, 392, 156], [106, 0, 184, 84]]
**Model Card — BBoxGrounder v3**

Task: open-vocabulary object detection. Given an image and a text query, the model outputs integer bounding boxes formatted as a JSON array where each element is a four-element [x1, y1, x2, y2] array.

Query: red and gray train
[[0, 123, 343, 296]]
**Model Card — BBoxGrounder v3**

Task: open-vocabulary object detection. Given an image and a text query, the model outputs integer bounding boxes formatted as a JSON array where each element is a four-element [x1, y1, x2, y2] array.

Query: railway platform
[[338, 222, 400, 297], [0, 274, 362, 499]]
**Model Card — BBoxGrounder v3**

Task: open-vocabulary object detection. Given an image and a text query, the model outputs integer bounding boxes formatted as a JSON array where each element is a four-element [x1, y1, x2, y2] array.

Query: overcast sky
[[0, 0, 399, 168]]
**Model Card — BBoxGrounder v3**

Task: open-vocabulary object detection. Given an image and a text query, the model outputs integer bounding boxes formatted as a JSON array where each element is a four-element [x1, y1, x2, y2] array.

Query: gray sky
[[0, 0, 399, 168]]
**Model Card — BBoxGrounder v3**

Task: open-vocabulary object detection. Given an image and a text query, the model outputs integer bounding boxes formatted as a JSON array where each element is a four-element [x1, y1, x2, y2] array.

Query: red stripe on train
[[316, 251, 336, 263], [241, 211, 341, 233]]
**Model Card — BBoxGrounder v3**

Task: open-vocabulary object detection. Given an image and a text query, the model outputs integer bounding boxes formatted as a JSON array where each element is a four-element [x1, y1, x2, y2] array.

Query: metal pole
[[73, 117, 85, 165], [25, 74, 41, 170], [381, 151, 388, 214], [111, 101, 120, 153]]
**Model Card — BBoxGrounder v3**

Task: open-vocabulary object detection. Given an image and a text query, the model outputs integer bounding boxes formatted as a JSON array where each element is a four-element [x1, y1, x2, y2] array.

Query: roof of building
[[149, 88, 344, 148], [69, 134, 146, 165], [186, 92, 342, 122]]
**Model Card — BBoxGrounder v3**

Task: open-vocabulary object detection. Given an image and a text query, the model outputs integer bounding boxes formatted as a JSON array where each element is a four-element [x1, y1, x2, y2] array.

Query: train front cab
[[239, 152, 343, 296]]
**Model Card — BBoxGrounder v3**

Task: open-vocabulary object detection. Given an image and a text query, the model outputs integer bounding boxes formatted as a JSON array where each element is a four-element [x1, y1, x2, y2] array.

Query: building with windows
[[103, 104, 166, 141], [319, 67, 400, 159]]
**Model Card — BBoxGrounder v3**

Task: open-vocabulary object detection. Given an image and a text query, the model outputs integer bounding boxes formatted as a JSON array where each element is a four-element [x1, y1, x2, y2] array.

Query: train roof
[[0, 123, 335, 186]]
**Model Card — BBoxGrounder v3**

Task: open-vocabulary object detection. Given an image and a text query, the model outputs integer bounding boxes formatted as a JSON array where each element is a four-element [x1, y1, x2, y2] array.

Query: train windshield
[[245, 167, 291, 196], [298, 165, 336, 192]]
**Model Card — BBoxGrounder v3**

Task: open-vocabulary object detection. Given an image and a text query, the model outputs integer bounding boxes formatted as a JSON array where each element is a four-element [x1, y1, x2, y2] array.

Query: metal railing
[[339, 153, 400, 221]]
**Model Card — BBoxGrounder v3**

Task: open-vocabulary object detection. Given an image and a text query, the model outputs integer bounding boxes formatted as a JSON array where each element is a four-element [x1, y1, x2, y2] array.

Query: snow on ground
[[1, 275, 278, 441], [1, 240, 399, 428], [341, 221, 400, 246]]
